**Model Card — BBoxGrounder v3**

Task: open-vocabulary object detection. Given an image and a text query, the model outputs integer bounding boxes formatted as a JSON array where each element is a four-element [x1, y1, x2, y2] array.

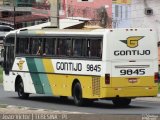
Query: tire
[[60, 96, 68, 102], [73, 82, 84, 106], [17, 80, 29, 99], [112, 98, 131, 107], [84, 99, 94, 106]]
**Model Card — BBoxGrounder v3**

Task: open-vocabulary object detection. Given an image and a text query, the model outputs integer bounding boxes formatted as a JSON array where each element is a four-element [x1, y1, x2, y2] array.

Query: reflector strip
[[115, 65, 150, 68]]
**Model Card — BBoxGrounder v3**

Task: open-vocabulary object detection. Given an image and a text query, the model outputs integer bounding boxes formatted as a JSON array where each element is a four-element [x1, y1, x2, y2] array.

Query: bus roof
[[6, 28, 107, 37], [5, 28, 155, 37]]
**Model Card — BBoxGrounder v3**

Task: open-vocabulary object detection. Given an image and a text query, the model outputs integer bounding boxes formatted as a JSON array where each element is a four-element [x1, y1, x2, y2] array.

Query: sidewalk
[[0, 104, 85, 114], [134, 94, 160, 102]]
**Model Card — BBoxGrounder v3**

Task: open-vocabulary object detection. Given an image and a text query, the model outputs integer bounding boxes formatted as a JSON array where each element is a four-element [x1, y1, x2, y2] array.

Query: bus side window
[[44, 38, 55, 56], [66, 39, 72, 56], [57, 38, 71, 56], [73, 38, 83, 57], [16, 37, 29, 55], [36, 46, 43, 55], [57, 39, 66, 56], [31, 38, 43, 55]]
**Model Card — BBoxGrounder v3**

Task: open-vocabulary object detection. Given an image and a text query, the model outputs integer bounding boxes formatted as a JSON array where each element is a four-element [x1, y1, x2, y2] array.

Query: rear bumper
[[101, 86, 158, 98]]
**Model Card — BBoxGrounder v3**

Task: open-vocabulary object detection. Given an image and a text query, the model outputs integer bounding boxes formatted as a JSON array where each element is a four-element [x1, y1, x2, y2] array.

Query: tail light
[[154, 72, 159, 83], [105, 74, 110, 84]]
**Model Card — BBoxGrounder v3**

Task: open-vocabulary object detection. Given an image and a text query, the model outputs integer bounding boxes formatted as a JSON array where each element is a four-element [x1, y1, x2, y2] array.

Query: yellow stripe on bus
[[42, 59, 55, 95], [42, 59, 69, 96]]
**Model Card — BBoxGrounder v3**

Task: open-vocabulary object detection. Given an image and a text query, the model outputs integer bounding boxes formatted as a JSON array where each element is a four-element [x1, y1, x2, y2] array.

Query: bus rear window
[[87, 38, 102, 58]]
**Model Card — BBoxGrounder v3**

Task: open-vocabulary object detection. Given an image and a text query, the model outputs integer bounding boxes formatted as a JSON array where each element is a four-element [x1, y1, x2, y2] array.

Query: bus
[[3, 28, 158, 106], [0, 25, 14, 64]]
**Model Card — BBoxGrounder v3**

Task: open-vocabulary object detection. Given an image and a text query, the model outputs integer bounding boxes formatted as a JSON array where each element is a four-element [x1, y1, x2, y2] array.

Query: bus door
[[4, 44, 14, 75]]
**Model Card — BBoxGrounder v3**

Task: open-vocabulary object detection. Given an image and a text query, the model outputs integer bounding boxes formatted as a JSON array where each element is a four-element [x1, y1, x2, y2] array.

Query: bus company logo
[[120, 36, 144, 48], [17, 60, 25, 70]]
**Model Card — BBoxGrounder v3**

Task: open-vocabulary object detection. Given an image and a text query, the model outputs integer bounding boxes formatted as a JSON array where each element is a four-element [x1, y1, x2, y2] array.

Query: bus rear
[[104, 28, 158, 105]]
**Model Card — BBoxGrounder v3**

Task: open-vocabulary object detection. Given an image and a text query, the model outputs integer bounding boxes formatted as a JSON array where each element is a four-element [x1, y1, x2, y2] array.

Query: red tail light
[[105, 74, 110, 84], [154, 72, 159, 83]]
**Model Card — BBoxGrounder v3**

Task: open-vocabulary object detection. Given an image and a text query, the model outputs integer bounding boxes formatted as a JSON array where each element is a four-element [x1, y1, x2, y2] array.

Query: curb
[[134, 95, 160, 103]]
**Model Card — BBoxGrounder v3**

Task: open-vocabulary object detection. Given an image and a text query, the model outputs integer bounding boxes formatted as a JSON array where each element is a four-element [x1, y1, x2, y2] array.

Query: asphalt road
[[1, 85, 160, 114]]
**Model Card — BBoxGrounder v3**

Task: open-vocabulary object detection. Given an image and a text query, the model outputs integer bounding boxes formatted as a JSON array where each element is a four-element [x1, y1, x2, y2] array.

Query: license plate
[[128, 78, 138, 83]]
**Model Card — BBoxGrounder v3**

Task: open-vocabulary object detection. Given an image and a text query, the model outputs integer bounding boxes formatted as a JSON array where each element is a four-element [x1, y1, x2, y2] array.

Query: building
[[0, 0, 3, 5], [0, 0, 50, 29], [131, 0, 160, 39], [0, 0, 89, 29], [112, 0, 131, 28], [0, 14, 49, 28], [62, 0, 112, 28], [66, 0, 112, 18], [131, 0, 160, 67], [3, 0, 38, 7], [0, 0, 113, 29]]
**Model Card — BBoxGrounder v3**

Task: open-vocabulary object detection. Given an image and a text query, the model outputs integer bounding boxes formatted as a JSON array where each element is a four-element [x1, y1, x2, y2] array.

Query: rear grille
[[92, 76, 100, 96]]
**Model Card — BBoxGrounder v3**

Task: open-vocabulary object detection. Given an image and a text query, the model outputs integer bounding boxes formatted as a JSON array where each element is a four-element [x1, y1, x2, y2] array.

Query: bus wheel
[[17, 80, 29, 99], [112, 98, 131, 107], [73, 82, 84, 106]]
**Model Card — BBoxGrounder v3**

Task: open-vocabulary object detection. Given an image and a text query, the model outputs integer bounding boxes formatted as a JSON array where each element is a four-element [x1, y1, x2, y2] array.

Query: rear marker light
[[154, 72, 159, 83], [105, 74, 110, 84]]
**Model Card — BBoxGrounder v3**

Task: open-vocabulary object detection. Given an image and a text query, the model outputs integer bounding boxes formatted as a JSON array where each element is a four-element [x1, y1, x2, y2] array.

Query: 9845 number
[[120, 69, 145, 75], [87, 64, 101, 72]]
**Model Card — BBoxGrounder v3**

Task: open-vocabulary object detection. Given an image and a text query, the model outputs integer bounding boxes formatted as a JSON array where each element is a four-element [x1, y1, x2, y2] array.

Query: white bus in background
[[3, 28, 159, 107], [0, 25, 14, 64], [0, 25, 14, 39]]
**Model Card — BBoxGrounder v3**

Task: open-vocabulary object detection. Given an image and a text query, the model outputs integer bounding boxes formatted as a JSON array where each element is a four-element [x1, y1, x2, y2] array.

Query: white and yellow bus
[[3, 28, 158, 106]]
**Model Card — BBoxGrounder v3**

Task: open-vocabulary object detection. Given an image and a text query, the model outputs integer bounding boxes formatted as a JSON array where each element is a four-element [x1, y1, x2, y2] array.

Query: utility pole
[[48, 0, 59, 28], [13, 6, 15, 29], [13, 0, 16, 29]]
